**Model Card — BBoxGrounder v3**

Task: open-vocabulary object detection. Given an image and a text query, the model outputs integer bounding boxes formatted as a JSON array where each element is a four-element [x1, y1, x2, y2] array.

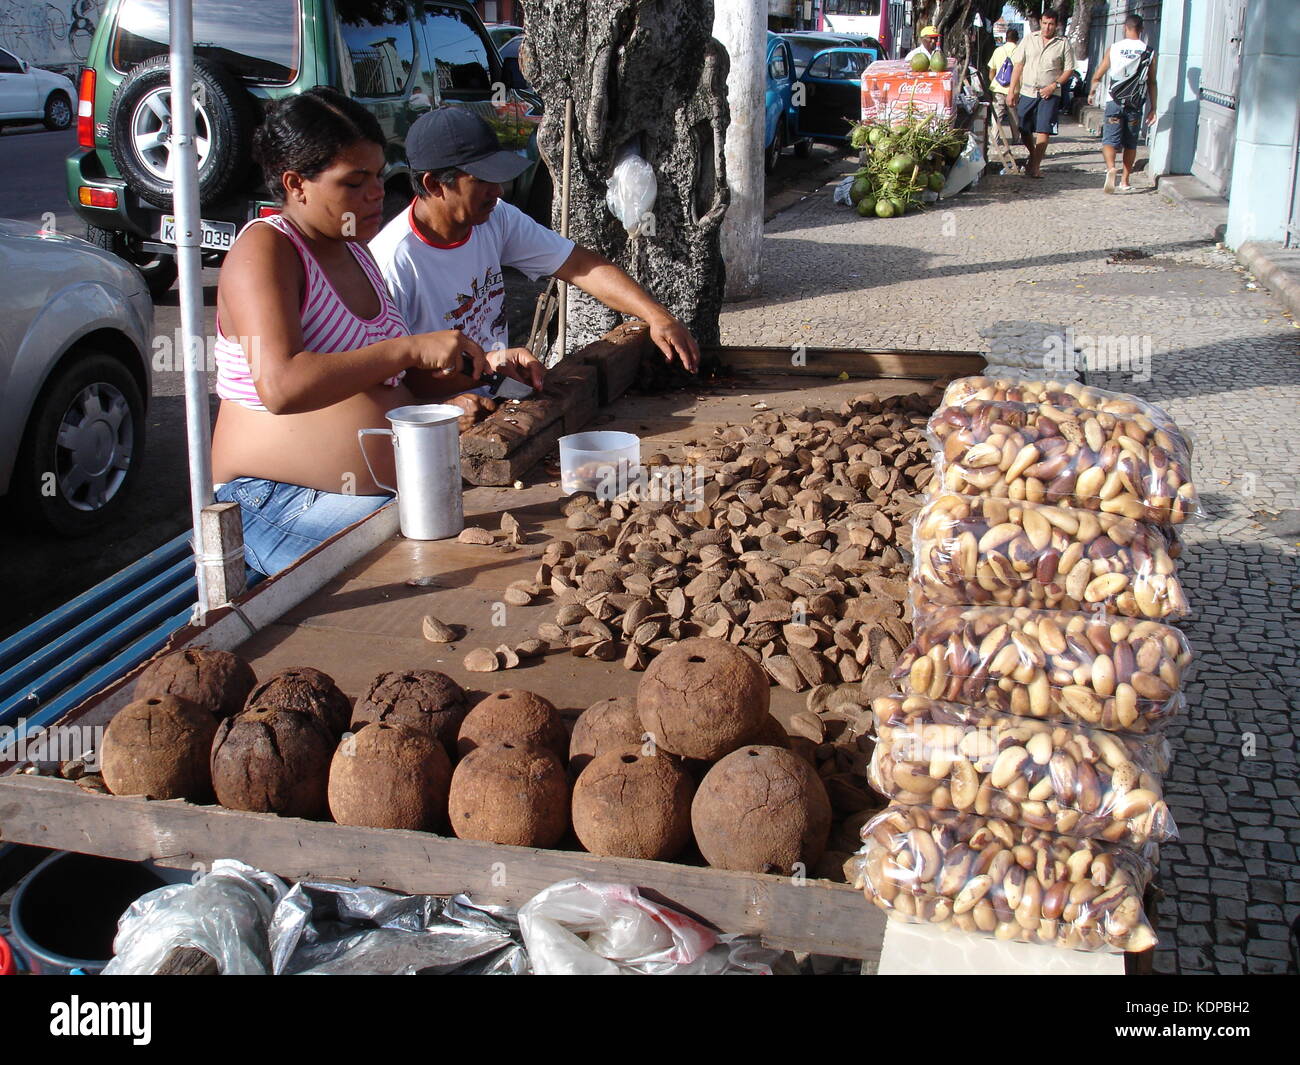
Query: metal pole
[[169, 0, 213, 624], [555, 97, 573, 365]]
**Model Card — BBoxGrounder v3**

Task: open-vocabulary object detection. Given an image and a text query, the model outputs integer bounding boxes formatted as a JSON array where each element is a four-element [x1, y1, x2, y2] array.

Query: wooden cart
[[0, 328, 1010, 965]]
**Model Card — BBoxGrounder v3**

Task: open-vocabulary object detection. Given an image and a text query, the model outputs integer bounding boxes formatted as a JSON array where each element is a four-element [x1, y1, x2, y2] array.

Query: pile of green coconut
[[846, 112, 966, 218]]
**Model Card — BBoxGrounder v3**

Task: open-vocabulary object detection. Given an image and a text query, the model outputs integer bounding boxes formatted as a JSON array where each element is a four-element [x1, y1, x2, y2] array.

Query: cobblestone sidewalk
[[721, 122, 1300, 974]]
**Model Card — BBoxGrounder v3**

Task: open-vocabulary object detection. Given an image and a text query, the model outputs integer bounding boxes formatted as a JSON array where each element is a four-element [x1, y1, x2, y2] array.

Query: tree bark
[[521, 0, 731, 354]]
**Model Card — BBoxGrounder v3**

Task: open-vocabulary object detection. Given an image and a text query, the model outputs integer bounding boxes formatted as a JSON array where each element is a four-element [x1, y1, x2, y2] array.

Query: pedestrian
[[1006, 9, 1076, 179], [370, 106, 700, 427], [209, 88, 491, 577], [988, 28, 1021, 150], [1088, 13, 1158, 194], [905, 26, 941, 64]]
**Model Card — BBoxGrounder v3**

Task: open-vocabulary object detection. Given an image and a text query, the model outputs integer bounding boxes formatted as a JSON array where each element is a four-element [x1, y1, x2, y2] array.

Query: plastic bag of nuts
[[927, 400, 1198, 525], [847, 804, 1158, 952], [891, 606, 1193, 734], [940, 377, 1186, 442], [868, 693, 1176, 845], [911, 493, 1188, 619]]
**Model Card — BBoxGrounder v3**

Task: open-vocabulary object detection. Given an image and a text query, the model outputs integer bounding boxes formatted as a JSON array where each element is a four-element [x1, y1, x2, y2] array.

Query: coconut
[[100, 695, 218, 801], [457, 689, 567, 761], [351, 669, 467, 757], [134, 648, 256, 721], [210, 707, 334, 818], [744, 713, 790, 750], [691, 745, 831, 874], [327, 721, 451, 831], [568, 697, 642, 774], [571, 746, 695, 860], [637, 637, 768, 760], [245, 667, 351, 738], [447, 742, 569, 847]]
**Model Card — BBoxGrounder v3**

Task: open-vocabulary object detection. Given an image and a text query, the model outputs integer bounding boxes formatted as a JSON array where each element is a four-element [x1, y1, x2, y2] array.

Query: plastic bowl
[[558, 431, 640, 496]]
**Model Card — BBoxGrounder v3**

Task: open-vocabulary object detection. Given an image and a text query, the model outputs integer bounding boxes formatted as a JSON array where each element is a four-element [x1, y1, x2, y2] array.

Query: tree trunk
[[1065, 1, 1094, 64], [520, 0, 731, 354]]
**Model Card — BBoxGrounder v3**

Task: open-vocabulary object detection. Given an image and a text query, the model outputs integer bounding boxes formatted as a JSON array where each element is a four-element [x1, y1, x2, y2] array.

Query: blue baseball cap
[[405, 106, 530, 182]]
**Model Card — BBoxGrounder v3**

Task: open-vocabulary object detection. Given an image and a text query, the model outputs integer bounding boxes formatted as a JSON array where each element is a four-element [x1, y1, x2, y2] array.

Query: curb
[[1236, 241, 1300, 320], [1155, 176, 1226, 242]]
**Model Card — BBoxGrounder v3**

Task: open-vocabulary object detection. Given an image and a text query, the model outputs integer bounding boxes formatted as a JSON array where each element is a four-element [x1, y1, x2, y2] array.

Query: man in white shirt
[[905, 25, 940, 63], [1088, 14, 1157, 193], [371, 108, 700, 429]]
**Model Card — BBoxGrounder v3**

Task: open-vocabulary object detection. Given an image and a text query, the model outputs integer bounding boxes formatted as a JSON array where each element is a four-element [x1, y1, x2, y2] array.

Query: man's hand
[[1039, 84, 1056, 99], [1146, 108, 1157, 127], [446, 392, 497, 434], [487, 346, 546, 391], [1087, 87, 1097, 106], [1006, 89, 1019, 108], [647, 313, 701, 374]]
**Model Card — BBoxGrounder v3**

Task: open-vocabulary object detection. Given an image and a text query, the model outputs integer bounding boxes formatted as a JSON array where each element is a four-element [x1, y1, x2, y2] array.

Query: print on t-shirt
[[444, 266, 508, 350]]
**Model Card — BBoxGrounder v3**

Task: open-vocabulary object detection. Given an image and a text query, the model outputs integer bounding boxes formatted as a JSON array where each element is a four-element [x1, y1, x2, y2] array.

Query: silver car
[[0, 219, 153, 535]]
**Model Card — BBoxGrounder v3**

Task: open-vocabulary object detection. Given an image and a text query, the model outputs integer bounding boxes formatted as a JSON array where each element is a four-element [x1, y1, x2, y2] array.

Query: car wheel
[[765, 121, 784, 174], [793, 136, 813, 159], [86, 224, 178, 298], [11, 351, 147, 536], [44, 91, 73, 131], [108, 55, 255, 210]]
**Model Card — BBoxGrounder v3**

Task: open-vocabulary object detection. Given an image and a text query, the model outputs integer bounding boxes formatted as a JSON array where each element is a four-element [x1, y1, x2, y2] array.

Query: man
[[988, 28, 1021, 150], [1088, 13, 1158, 194], [371, 108, 700, 430], [905, 26, 941, 63], [1006, 9, 1076, 179]]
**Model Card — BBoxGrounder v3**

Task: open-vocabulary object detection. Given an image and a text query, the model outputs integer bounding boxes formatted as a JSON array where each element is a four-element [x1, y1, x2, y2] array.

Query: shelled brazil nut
[[868, 693, 1176, 845], [911, 493, 1188, 619], [846, 804, 1158, 952], [891, 606, 1192, 733], [940, 377, 1185, 440], [927, 400, 1197, 525]]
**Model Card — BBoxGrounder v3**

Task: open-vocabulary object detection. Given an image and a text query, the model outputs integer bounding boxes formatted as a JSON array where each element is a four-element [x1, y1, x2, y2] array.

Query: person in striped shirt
[[210, 88, 491, 577]]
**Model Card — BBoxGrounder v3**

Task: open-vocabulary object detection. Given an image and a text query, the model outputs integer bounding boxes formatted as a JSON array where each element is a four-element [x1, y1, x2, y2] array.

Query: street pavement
[[720, 122, 1300, 974]]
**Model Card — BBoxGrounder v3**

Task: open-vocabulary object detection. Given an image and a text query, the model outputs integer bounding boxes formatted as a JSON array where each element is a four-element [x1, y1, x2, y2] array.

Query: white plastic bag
[[104, 860, 287, 975], [605, 147, 658, 237], [517, 880, 786, 975], [832, 174, 856, 206], [940, 131, 984, 197]]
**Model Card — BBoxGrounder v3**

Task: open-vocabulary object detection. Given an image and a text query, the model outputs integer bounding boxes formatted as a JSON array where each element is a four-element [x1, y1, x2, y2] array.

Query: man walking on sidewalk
[[1006, 9, 1076, 179], [1089, 14, 1158, 194], [988, 28, 1021, 150]]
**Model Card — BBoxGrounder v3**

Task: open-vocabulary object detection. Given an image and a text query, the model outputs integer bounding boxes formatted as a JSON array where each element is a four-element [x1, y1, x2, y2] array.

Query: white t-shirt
[[905, 44, 936, 62], [1104, 38, 1149, 105], [370, 199, 574, 354]]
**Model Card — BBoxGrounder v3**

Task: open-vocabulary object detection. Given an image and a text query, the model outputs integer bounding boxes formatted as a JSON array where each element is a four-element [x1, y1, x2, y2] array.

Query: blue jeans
[[214, 477, 393, 576], [1102, 101, 1143, 150]]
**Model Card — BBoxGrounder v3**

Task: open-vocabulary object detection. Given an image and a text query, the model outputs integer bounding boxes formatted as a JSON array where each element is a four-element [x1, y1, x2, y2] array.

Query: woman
[[212, 88, 491, 576]]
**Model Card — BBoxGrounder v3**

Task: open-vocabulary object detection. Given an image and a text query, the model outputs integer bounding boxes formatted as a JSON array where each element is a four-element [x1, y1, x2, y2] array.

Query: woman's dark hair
[[252, 86, 386, 201]]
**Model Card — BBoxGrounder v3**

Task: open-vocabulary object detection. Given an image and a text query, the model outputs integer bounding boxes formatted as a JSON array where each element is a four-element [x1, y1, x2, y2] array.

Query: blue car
[[765, 33, 812, 172]]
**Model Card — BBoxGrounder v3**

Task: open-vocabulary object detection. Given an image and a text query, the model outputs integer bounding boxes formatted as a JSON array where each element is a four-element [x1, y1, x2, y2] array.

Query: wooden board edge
[[0, 774, 885, 960], [705, 346, 986, 380]]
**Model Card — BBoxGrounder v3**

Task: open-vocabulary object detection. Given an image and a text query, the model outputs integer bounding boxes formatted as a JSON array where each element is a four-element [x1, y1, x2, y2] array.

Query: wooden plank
[[578, 321, 651, 404], [155, 946, 220, 975], [461, 421, 565, 486], [706, 346, 985, 380], [558, 362, 599, 434], [0, 775, 886, 960]]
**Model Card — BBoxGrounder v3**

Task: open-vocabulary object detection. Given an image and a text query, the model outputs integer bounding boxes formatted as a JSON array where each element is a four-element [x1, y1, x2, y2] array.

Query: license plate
[[159, 215, 236, 252]]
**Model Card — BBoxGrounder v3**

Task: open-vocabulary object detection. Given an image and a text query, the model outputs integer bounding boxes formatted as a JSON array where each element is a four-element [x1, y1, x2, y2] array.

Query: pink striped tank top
[[214, 213, 409, 411]]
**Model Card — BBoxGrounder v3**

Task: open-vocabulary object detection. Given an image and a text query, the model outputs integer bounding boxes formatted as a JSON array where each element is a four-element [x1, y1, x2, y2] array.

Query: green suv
[[67, 0, 547, 296]]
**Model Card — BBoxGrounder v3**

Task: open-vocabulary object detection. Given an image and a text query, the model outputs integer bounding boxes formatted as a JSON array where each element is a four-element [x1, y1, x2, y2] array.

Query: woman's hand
[[446, 392, 497, 433], [410, 329, 489, 380], [487, 346, 546, 391]]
